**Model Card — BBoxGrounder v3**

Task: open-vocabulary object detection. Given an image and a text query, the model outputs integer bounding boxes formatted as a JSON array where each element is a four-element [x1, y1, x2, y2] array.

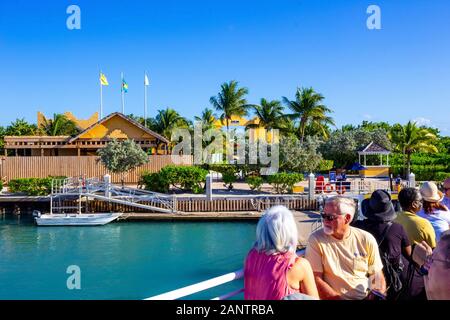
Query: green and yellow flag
[[121, 79, 128, 93], [100, 73, 109, 86]]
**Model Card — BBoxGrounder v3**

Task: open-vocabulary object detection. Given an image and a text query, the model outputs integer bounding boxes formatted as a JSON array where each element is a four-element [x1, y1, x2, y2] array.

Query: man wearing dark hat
[[354, 189, 412, 300]]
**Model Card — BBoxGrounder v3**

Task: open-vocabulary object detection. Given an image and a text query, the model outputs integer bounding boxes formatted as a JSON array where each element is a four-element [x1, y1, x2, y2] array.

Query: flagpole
[[144, 71, 148, 127], [100, 70, 103, 119], [121, 72, 125, 114]]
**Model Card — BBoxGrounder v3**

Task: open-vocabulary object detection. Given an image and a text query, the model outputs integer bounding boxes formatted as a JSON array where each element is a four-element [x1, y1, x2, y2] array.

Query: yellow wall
[[64, 112, 98, 130], [213, 116, 279, 143], [78, 115, 155, 140], [213, 115, 250, 128], [360, 166, 390, 178]]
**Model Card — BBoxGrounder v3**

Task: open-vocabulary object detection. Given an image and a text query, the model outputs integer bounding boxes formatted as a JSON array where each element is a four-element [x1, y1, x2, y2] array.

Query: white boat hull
[[35, 213, 123, 226]]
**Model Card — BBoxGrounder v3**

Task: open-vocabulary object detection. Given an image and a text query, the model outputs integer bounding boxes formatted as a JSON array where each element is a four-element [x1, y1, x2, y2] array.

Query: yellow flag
[[100, 73, 109, 86]]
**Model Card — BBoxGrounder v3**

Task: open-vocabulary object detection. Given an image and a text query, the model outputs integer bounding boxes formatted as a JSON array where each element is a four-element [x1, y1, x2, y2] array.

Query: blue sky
[[0, 0, 449, 135]]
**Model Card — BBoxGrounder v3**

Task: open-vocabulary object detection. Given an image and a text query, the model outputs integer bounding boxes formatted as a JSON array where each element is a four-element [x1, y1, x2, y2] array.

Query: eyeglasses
[[320, 213, 341, 221]]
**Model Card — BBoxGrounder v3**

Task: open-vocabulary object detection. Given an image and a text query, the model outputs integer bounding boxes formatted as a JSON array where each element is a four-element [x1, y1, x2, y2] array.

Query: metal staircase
[[49, 176, 179, 214]]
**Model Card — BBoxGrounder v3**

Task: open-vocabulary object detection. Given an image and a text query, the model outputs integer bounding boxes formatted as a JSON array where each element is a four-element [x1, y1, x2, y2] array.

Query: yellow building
[[4, 112, 169, 156], [358, 142, 391, 178], [213, 115, 279, 143]]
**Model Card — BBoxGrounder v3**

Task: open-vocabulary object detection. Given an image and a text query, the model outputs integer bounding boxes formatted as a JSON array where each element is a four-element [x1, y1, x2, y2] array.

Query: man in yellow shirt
[[305, 196, 385, 300], [395, 188, 436, 248]]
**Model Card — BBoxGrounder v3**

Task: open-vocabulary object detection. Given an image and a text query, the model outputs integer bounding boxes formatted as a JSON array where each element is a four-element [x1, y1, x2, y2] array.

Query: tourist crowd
[[244, 178, 450, 300]]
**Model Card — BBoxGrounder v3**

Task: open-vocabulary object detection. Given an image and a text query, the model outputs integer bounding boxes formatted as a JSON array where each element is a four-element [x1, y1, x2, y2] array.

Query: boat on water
[[33, 211, 122, 226]]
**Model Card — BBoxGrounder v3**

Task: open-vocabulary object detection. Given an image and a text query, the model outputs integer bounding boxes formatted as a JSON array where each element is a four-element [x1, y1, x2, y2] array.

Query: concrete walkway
[[120, 209, 321, 248]]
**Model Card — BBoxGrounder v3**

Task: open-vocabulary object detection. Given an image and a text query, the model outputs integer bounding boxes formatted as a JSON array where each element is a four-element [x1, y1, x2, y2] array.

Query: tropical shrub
[[267, 172, 303, 194], [204, 164, 241, 190], [8, 176, 66, 196], [222, 172, 236, 190], [141, 166, 208, 194], [390, 152, 450, 181], [246, 176, 263, 192]]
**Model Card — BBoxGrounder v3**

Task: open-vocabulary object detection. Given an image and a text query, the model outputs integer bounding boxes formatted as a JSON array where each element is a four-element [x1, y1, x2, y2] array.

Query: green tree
[[247, 98, 284, 130], [0, 126, 5, 153], [304, 121, 332, 141], [5, 118, 37, 136], [320, 128, 391, 168], [39, 114, 80, 136], [360, 121, 392, 132], [194, 108, 217, 130], [209, 80, 250, 133], [150, 108, 190, 140], [389, 121, 438, 177], [127, 114, 145, 126], [282, 87, 334, 142], [279, 136, 323, 173], [97, 139, 149, 187]]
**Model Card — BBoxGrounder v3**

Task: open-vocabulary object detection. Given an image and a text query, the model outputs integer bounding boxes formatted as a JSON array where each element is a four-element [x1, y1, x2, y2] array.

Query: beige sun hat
[[420, 181, 444, 203]]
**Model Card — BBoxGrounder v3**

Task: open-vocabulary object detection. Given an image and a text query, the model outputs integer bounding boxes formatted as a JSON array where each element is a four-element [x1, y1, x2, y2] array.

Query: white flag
[[144, 74, 150, 86]]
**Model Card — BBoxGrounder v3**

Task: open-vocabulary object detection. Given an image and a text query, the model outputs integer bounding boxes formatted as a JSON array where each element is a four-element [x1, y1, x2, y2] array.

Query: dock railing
[[145, 248, 306, 300]]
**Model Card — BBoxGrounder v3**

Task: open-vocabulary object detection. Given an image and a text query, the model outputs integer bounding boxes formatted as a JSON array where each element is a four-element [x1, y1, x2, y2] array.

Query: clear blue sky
[[0, 0, 449, 135]]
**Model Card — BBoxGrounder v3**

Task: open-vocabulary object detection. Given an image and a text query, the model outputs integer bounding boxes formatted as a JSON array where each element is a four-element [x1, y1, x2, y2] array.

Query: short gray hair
[[325, 196, 357, 220], [254, 205, 298, 254]]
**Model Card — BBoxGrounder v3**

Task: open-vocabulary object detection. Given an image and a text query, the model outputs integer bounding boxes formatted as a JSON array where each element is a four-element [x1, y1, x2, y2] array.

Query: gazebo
[[357, 142, 391, 177]]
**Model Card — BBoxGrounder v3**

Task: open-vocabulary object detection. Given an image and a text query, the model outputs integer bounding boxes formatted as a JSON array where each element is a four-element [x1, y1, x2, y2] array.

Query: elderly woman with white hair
[[244, 205, 319, 300]]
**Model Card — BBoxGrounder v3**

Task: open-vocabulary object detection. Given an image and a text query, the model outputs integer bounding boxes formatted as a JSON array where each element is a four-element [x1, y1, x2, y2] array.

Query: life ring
[[324, 183, 334, 193]]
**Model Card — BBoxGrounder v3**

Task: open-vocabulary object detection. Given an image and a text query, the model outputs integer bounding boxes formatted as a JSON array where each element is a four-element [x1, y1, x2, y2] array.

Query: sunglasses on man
[[320, 213, 341, 221]]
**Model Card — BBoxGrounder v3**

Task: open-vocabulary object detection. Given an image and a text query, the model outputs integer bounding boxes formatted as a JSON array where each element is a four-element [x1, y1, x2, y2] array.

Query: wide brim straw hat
[[420, 181, 444, 203]]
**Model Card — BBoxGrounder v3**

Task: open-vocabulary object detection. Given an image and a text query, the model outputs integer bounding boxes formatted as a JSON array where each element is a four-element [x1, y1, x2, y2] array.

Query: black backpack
[[378, 222, 404, 299]]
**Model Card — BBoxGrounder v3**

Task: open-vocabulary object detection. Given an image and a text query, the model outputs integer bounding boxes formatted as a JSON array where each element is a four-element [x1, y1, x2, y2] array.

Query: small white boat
[[34, 211, 123, 226]]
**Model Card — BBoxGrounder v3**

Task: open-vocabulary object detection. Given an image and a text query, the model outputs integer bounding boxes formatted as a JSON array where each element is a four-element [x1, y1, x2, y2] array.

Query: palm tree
[[304, 121, 332, 140], [40, 114, 80, 136], [282, 87, 334, 142], [209, 80, 249, 133], [194, 108, 217, 130], [152, 108, 190, 140], [389, 121, 438, 176], [247, 98, 284, 130]]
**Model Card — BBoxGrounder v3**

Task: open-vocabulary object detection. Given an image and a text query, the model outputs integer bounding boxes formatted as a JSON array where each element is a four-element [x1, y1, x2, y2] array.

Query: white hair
[[325, 196, 357, 220], [254, 205, 298, 254]]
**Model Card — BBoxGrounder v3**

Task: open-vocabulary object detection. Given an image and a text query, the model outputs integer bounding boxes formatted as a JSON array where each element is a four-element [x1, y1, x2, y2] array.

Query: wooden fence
[[43, 196, 318, 213], [0, 155, 193, 184], [0, 196, 318, 214]]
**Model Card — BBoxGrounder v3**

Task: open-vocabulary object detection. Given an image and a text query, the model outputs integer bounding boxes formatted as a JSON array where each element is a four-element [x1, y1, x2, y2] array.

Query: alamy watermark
[[66, 265, 81, 290], [66, 5, 81, 30], [367, 5, 381, 30], [170, 122, 279, 175]]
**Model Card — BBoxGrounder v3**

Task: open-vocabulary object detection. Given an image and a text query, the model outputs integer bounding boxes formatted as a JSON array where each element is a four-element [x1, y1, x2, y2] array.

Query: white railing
[[49, 176, 178, 213], [146, 248, 306, 300]]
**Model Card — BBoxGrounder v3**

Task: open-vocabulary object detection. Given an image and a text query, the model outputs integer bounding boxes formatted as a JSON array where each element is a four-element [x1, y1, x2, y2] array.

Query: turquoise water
[[0, 215, 256, 300]]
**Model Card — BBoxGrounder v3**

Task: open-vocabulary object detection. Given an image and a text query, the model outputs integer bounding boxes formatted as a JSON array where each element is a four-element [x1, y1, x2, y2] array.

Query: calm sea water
[[0, 215, 256, 300]]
